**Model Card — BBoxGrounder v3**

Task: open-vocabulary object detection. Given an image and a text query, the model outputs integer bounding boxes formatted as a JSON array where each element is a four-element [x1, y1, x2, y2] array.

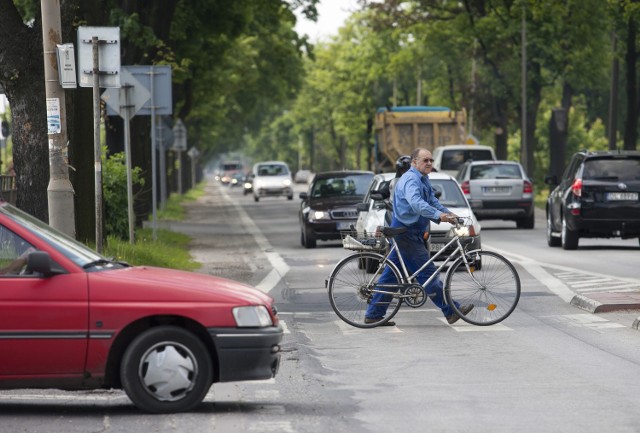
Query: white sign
[[56, 43, 77, 89], [101, 69, 150, 120], [77, 26, 121, 88], [46, 98, 61, 135]]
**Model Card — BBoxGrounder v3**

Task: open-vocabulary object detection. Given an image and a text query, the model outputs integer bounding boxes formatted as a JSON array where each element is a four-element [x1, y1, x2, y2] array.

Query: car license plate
[[337, 222, 353, 230], [429, 243, 445, 252], [482, 186, 510, 194], [606, 192, 638, 201]]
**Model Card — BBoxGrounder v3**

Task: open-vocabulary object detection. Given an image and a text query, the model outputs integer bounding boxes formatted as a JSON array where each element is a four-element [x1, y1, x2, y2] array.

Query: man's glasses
[[416, 157, 434, 164]]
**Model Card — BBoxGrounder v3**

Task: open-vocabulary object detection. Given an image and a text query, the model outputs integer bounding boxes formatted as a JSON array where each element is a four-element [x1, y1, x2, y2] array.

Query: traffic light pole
[[41, 0, 76, 237]]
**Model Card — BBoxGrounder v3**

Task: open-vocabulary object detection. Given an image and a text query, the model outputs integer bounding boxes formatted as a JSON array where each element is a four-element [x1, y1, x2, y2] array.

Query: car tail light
[[570, 178, 582, 197], [460, 181, 470, 195], [523, 180, 533, 194]]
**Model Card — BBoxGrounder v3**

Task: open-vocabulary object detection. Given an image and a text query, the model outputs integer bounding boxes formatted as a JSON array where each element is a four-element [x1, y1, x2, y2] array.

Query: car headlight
[[311, 210, 330, 221], [232, 306, 273, 327], [283, 179, 292, 187]]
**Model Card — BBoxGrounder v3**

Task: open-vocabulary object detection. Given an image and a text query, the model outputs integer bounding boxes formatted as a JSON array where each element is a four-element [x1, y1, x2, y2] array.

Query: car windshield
[[0, 203, 105, 268], [257, 164, 289, 176], [430, 179, 468, 207], [441, 149, 494, 171], [311, 174, 373, 198], [470, 164, 521, 180], [583, 158, 640, 182]]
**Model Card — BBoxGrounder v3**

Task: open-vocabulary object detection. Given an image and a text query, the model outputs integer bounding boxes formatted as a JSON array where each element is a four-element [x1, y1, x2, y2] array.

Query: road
[[1, 179, 639, 433]]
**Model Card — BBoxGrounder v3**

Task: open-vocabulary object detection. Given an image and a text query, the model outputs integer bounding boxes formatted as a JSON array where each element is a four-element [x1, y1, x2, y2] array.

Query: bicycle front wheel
[[445, 250, 520, 326], [327, 252, 403, 328]]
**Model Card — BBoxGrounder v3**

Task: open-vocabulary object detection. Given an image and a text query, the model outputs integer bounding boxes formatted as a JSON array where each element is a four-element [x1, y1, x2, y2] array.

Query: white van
[[432, 144, 496, 177]]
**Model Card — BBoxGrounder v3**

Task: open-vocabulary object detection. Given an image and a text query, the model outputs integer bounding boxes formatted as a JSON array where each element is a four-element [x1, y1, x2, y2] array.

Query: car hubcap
[[139, 342, 198, 402]]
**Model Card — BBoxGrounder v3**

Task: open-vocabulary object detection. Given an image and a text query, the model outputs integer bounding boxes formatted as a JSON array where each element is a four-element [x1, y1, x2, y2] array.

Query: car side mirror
[[299, 192, 308, 200], [356, 202, 368, 212], [370, 192, 385, 202], [544, 175, 558, 186], [26, 251, 56, 277], [434, 191, 442, 199]]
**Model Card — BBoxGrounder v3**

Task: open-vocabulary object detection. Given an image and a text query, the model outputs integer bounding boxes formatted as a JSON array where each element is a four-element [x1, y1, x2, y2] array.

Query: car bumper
[[208, 325, 283, 382], [566, 214, 640, 239], [470, 200, 533, 219], [306, 220, 357, 240], [255, 187, 293, 197]]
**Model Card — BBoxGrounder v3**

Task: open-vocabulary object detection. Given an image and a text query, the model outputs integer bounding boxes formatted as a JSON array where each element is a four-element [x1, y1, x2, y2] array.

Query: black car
[[299, 170, 374, 248], [243, 173, 254, 195], [545, 150, 640, 250]]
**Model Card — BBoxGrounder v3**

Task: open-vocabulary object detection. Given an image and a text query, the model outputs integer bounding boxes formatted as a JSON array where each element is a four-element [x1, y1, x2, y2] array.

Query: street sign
[[156, 116, 174, 149], [77, 27, 121, 88], [187, 147, 200, 159], [102, 68, 150, 120], [104, 65, 172, 117], [172, 119, 187, 151]]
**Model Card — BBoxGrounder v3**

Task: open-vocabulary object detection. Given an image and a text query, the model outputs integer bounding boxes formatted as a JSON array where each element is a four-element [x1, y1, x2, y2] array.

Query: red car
[[0, 200, 282, 413]]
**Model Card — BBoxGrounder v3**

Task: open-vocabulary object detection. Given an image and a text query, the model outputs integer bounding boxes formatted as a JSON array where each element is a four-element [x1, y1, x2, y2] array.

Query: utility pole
[[41, 0, 76, 237]]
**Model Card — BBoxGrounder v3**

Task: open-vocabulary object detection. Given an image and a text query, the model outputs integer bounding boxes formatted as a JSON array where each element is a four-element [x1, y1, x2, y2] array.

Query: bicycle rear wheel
[[327, 252, 403, 328], [445, 250, 520, 326]]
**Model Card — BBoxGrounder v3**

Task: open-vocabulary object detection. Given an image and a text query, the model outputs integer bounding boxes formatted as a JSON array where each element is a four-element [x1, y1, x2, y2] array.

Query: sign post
[[172, 119, 187, 194], [78, 26, 121, 252]]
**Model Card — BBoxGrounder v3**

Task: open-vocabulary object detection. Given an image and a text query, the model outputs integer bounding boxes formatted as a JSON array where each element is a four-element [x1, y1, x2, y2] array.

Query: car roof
[[254, 160, 289, 166], [428, 172, 456, 180], [312, 170, 374, 179], [581, 150, 640, 158], [461, 160, 522, 167]]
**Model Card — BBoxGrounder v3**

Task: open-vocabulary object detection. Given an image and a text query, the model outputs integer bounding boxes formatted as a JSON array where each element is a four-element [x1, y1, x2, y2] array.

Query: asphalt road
[[1, 178, 639, 433]]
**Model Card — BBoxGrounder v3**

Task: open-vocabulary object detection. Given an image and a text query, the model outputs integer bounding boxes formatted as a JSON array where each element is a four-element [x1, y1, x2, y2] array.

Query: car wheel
[[254, 196, 259, 202], [304, 227, 317, 249], [300, 229, 306, 247], [365, 257, 378, 273], [561, 213, 579, 250], [287, 195, 293, 200], [120, 326, 213, 414], [516, 213, 534, 229], [547, 211, 561, 247]]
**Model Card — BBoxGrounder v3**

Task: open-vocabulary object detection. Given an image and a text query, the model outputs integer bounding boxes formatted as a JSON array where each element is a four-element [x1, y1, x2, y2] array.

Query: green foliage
[[104, 228, 199, 271], [102, 150, 145, 240]]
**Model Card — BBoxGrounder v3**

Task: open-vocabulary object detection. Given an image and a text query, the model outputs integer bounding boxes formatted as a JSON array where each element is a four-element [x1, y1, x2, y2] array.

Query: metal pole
[[92, 36, 103, 253], [41, 0, 76, 237], [150, 66, 158, 240], [177, 149, 182, 195], [520, 5, 528, 171], [122, 84, 135, 244], [158, 119, 166, 209]]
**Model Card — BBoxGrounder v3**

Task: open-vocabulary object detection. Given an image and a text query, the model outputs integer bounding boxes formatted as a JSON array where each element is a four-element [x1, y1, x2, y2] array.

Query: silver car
[[252, 161, 294, 202], [356, 172, 481, 265], [456, 160, 534, 229]]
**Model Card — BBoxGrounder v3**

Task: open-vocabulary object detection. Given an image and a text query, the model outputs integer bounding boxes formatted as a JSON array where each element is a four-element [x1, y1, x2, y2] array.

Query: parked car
[[457, 160, 534, 229], [0, 200, 283, 413], [243, 172, 255, 195], [299, 170, 374, 248], [545, 150, 640, 250], [294, 169, 313, 184], [432, 144, 496, 176], [252, 161, 294, 202], [356, 172, 481, 269]]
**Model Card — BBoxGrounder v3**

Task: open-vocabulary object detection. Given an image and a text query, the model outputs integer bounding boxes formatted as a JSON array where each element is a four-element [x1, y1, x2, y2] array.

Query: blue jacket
[[392, 167, 449, 232]]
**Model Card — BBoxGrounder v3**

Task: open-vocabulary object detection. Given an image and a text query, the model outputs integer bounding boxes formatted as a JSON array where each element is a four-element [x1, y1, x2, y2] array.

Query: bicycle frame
[[367, 229, 479, 298]]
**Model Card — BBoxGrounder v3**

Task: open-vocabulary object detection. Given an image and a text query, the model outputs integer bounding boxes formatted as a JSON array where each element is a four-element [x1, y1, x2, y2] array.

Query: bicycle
[[326, 218, 521, 328]]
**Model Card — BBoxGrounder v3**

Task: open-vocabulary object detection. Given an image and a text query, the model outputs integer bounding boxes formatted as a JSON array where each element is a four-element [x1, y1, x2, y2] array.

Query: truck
[[373, 106, 467, 172]]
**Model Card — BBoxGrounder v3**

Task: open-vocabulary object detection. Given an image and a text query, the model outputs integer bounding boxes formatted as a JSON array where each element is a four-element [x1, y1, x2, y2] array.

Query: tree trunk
[[624, 17, 638, 151], [0, 2, 49, 221]]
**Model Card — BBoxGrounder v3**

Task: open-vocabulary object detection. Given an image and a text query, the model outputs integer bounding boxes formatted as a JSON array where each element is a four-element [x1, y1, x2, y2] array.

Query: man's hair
[[411, 148, 428, 160]]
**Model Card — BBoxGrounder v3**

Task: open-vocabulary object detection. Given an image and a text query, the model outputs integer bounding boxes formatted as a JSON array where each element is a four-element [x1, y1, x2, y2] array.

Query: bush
[[103, 151, 145, 240]]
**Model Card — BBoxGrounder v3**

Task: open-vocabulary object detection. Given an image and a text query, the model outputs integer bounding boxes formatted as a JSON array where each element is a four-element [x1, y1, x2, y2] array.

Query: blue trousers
[[365, 229, 457, 319]]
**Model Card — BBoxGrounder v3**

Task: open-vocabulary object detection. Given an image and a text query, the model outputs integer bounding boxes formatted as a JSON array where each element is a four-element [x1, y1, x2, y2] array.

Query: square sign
[[77, 26, 121, 88]]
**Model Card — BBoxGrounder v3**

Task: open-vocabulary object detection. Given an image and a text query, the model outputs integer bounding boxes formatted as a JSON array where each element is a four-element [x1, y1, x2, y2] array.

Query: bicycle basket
[[341, 230, 387, 251]]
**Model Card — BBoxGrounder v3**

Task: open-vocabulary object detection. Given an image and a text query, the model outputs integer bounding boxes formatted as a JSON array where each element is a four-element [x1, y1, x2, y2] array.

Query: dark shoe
[[364, 317, 396, 326], [446, 304, 474, 325]]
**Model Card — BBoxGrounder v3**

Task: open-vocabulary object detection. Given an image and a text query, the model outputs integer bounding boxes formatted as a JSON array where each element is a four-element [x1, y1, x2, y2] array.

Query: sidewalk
[[167, 180, 640, 330]]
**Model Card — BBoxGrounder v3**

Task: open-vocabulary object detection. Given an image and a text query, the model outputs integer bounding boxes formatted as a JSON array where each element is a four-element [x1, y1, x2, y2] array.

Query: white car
[[432, 144, 496, 177], [356, 172, 481, 264], [252, 161, 294, 202]]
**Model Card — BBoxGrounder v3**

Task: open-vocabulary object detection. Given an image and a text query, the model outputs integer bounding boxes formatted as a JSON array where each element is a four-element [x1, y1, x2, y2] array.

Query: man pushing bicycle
[[364, 147, 474, 326]]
